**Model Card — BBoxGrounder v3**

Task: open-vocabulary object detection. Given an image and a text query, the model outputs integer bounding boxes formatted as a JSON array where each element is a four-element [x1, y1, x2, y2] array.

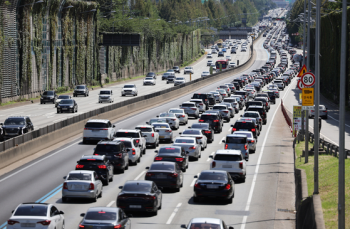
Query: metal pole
[[338, 0, 347, 226], [314, 0, 320, 195], [303, 0, 306, 66], [305, 0, 311, 164]]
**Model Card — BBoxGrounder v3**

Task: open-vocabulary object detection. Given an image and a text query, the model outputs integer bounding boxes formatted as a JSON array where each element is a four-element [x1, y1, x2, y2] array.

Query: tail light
[[114, 153, 122, 158], [171, 119, 176, 121], [223, 111, 228, 113], [143, 196, 156, 200], [84, 128, 89, 130], [250, 140, 255, 143], [76, 165, 84, 169], [204, 131, 211, 133], [213, 120, 219, 122], [194, 183, 201, 189], [199, 119, 204, 122], [176, 158, 184, 162], [146, 172, 154, 177], [169, 173, 178, 178], [101, 128, 108, 130], [155, 157, 163, 161], [232, 128, 237, 131], [225, 144, 228, 149], [223, 94, 227, 96], [37, 220, 51, 226], [7, 220, 19, 225], [196, 137, 202, 139], [114, 225, 122, 229], [199, 103, 203, 105], [311, 110, 314, 112], [212, 161, 216, 168], [132, 148, 136, 155], [266, 102, 268, 106], [88, 183, 95, 190], [151, 133, 154, 137], [239, 162, 243, 169], [224, 184, 231, 190], [94, 154, 99, 155], [189, 146, 196, 150], [135, 139, 139, 143], [180, 115, 185, 117], [251, 128, 256, 132], [63, 182, 68, 189], [263, 112, 266, 115], [244, 145, 248, 150], [191, 108, 197, 110], [98, 165, 107, 169], [165, 130, 172, 132]]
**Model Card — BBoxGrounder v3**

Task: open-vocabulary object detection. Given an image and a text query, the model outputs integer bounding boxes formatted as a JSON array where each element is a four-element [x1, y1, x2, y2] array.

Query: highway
[[0, 23, 297, 229]]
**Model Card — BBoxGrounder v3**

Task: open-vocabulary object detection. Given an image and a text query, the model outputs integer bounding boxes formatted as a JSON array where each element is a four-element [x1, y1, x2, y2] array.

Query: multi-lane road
[[0, 26, 300, 229]]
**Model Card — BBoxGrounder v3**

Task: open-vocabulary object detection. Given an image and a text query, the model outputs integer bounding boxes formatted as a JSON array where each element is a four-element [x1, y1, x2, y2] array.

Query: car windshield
[[160, 113, 175, 118], [100, 91, 111, 94], [150, 163, 175, 171], [185, 67, 191, 69], [135, 127, 153, 132], [226, 137, 247, 143], [59, 100, 73, 104], [169, 109, 183, 114], [85, 122, 109, 128], [76, 86, 85, 89], [4, 118, 25, 125], [68, 173, 92, 180], [115, 132, 139, 138], [146, 73, 155, 76], [159, 147, 180, 154], [175, 138, 194, 144], [189, 223, 221, 229], [123, 182, 151, 192], [78, 160, 104, 166], [214, 154, 242, 161], [199, 172, 227, 181], [95, 144, 121, 153], [85, 211, 117, 220], [176, 78, 184, 80], [213, 106, 227, 110], [43, 91, 54, 95], [202, 72, 209, 74], [153, 124, 170, 129], [58, 95, 70, 99], [149, 119, 167, 124], [182, 130, 200, 135], [14, 205, 47, 216], [123, 85, 135, 88]]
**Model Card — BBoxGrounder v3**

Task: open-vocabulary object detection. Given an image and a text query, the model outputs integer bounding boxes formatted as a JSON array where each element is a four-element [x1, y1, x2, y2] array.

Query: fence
[[281, 99, 293, 133]]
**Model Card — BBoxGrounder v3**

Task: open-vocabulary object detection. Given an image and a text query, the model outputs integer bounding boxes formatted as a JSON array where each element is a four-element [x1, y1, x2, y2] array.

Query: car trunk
[[66, 181, 90, 191]]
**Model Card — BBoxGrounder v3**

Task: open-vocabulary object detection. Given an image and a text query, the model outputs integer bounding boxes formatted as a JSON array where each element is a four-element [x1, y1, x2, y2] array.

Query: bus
[[216, 60, 229, 70]]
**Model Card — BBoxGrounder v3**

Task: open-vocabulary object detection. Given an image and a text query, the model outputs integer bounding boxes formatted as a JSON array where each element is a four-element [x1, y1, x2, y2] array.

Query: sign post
[[293, 106, 303, 137]]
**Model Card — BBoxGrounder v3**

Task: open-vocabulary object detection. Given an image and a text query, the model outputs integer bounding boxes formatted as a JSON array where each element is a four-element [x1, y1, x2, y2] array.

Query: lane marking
[[328, 115, 350, 128], [107, 201, 115, 207], [207, 152, 215, 161], [36, 184, 63, 203], [190, 173, 200, 187], [166, 203, 182, 225], [134, 171, 146, 180]]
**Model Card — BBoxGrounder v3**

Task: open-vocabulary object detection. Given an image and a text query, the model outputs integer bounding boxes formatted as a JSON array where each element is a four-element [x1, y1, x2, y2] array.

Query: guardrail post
[[326, 143, 330, 155]]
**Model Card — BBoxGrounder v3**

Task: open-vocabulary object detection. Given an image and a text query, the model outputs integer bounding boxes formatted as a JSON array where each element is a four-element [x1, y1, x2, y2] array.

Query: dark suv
[[231, 120, 258, 138], [76, 155, 114, 185], [40, 90, 57, 104], [199, 112, 223, 133], [94, 141, 129, 173], [189, 123, 214, 143], [206, 93, 216, 106], [247, 106, 267, 124], [191, 93, 210, 109], [1, 116, 34, 140], [73, 85, 89, 97], [245, 101, 264, 111]]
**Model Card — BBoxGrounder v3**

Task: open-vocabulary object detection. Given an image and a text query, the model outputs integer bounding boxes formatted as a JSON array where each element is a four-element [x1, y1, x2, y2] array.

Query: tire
[[103, 178, 109, 186], [137, 156, 141, 163], [92, 194, 97, 202], [227, 196, 233, 204], [193, 197, 200, 203], [122, 94, 125, 97], [241, 176, 246, 183], [158, 200, 162, 210], [143, 148, 146, 154], [175, 187, 180, 192], [125, 162, 129, 170], [110, 174, 113, 182], [62, 221, 65, 229], [83, 139, 87, 144], [53, 101, 55, 104], [84, 94, 87, 97], [62, 197, 68, 203]]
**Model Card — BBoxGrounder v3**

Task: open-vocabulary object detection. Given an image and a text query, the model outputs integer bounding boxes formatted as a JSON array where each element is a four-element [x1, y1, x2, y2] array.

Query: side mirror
[[156, 115, 159, 118], [154, 150, 158, 153], [181, 225, 187, 228], [230, 125, 234, 127], [113, 125, 116, 128], [146, 122, 149, 125], [246, 159, 249, 161], [77, 161, 80, 163], [80, 213, 85, 217], [179, 132, 182, 135], [209, 155, 213, 158], [63, 176, 67, 179], [194, 175, 198, 178], [0, 123, 3, 126], [143, 135, 147, 138], [186, 151, 190, 154], [188, 126, 191, 128], [12, 210, 14, 213], [145, 167, 150, 169], [59, 211, 64, 215], [119, 186, 123, 189], [222, 140, 226, 143]]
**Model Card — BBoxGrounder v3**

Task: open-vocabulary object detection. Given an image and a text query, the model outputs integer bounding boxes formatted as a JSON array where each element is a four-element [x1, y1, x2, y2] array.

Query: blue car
[[222, 48, 227, 52]]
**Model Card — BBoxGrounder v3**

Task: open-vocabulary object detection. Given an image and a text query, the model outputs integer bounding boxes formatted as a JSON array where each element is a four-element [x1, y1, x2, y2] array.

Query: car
[[210, 149, 247, 182], [184, 66, 194, 74], [211, 49, 217, 54], [193, 170, 235, 203], [201, 71, 210, 77], [135, 125, 160, 148], [254, 97, 270, 111], [162, 72, 174, 80], [167, 69, 176, 75], [190, 99, 207, 113], [223, 98, 239, 113], [209, 91, 222, 103], [76, 155, 114, 185], [199, 112, 223, 133], [152, 122, 173, 143], [146, 118, 168, 125], [166, 75, 176, 84], [210, 63, 217, 70], [207, 60, 213, 66], [181, 218, 234, 229], [143, 77, 156, 85], [220, 102, 235, 118], [222, 134, 249, 161], [231, 48, 236, 54], [228, 62, 236, 68], [172, 137, 201, 160], [242, 111, 263, 131], [146, 72, 156, 79], [222, 48, 227, 52], [168, 108, 188, 125], [117, 180, 162, 215], [79, 207, 131, 229], [241, 47, 247, 52], [212, 104, 230, 122], [218, 51, 224, 57], [224, 83, 236, 93], [234, 130, 257, 154], [145, 162, 184, 191], [226, 56, 232, 61], [157, 112, 180, 130], [40, 90, 57, 104], [114, 129, 147, 154], [309, 105, 328, 119], [231, 119, 258, 138], [56, 99, 78, 113], [62, 170, 103, 202], [55, 95, 71, 107], [174, 77, 186, 86], [7, 203, 65, 229], [98, 89, 114, 103], [153, 146, 189, 172], [1, 116, 34, 140], [191, 93, 210, 109], [82, 119, 115, 144], [113, 138, 142, 165], [189, 122, 214, 143], [217, 85, 231, 96], [73, 84, 89, 97], [173, 66, 180, 73], [179, 129, 208, 150], [216, 89, 228, 98], [207, 53, 213, 58], [179, 101, 200, 118], [206, 93, 216, 106], [265, 90, 277, 104], [121, 84, 138, 96]]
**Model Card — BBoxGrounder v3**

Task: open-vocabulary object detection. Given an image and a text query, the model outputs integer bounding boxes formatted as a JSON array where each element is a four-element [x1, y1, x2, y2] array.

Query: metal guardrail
[[0, 44, 254, 153], [281, 99, 293, 133]]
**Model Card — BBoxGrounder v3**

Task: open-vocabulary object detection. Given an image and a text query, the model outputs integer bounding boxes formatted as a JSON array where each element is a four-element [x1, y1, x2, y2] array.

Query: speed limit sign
[[301, 73, 315, 87]]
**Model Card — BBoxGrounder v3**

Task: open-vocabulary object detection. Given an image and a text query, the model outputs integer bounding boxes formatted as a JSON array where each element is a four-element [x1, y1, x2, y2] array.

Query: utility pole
[[338, 0, 347, 227], [301, 0, 307, 141], [305, 0, 311, 164]]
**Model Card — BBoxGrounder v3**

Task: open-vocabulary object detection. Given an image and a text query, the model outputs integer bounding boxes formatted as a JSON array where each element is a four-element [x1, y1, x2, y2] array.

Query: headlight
[[69, 106, 74, 108], [57, 106, 60, 108]]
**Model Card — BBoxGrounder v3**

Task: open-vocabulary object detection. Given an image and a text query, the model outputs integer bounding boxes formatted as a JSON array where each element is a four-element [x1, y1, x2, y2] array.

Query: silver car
[[121, 84, 138, 96], [99, 89, 114, 103], [212, 104, 230, 122], [309, 105, 328, 119], [184, 66, 194, 74], [220, 102, 235, 118], [157, 113, 180, 130], [135, 125, 160, 148], [143, 77, 156, 85], [190, 99, 207, 113], [179, 129, 208, 150], [173, 137, 201, 160], [181, 217, 234, 229], [168, 108, 188, 125], [62, 170, 103, 202], [234, 131, 257, 153], [209, 91, 222, 102], [152, 123, 173, 143], [174, 77, 186, 86], [201, 71, 210, 77], [216, 89, 228, 98], [179, 102, 200, 118], [245, 88, 256, 99]]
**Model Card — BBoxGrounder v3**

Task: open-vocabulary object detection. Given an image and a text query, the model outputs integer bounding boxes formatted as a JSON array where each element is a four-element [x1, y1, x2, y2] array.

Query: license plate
[[207, 185, 218, 189], [21, 223, 35, 227], [74, 184, 82, 189], [241, 129, 248, 131], [157, 174, 167, 179], [62, 108, 67, 110], [222, 165, 232, 168], [130, 205, 141, 208], [159, 136, 164, 139], [92, 130, 100, 132]]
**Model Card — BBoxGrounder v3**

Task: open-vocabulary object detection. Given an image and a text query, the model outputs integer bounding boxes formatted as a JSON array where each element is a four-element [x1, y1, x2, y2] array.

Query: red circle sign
[[301, 73, 315, 87]]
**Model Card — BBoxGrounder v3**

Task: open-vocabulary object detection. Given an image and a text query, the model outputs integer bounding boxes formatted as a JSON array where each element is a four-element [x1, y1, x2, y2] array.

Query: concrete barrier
[[0, 46, 257, 170]]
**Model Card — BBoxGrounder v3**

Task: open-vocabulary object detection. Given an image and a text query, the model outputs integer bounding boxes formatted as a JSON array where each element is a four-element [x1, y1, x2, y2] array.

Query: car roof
[[7, 116, 27, 119], [135, 125, 153, 128], [248, 105, 263, 108], [113, 138, 134, 142], [124, 84, 135, 86], [125, 180, 152, 185], [200, 170, 227, 174], [87, 207, 118, 213], [97, 140, 122, 145], [80, 155, 105, 160], [176, 136, 196, 141], [227, 134, 247, 138], [69, 170, 94, 175], [190, 218, 222, 224], [87, 119, 110, 123], [159, 146, 182, 150], [150, 161, 176, 167], [215, 149, 242, 155], [116, 129, 139, 133]]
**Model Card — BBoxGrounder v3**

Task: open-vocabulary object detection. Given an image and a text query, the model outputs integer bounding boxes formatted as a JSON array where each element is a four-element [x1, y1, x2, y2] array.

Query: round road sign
[[301, 73, 315, 87], [297, 79, 305, 90]]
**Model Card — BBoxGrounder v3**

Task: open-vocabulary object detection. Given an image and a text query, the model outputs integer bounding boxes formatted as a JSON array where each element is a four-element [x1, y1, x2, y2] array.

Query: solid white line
[[134, 171, 146, 180], [218, 137, 225, 144], [207, 152, 215, 161], [328, 115, 350, 128], [166, 203, 182, 225], [228, 127, 232, 132], [0, 138, 81, 183], [106, 201, 115, 207]]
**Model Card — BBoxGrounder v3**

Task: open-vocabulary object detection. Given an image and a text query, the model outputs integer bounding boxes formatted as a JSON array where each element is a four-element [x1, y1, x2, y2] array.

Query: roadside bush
[[56, 86, 69, 94]]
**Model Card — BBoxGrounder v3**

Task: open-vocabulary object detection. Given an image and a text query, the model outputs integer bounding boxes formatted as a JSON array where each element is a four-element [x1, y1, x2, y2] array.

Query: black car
[[94, 141, 129, 173], [145, 162, 184, 191], [189, 123, 214, 143], [40, 90, 57, 104], [0, 116, 34, 140], [231, 120, 258, 138], [73, 84, 89, 97], [192, 93, 210, 109], [199, 112, 223, 133], [153, 146, 189, 172], [173, 66, 180, 73], [266, 91, 276, 104], [218, 51, 224, 57], [245, 101, 264, 111], [206, 93, 216, 106], [57, 99, 78, 113], [247, 106, 267, 124], [235, 91, 248, 102], [232, 79, 244, 88], [254, 97, 270, 111], [193, 170, 235, 203], [146, 72, 156, 79], [167, 75, 175, 84], [232, 82, 240, 90], [117, 180, 162, 215], [76, 155, 114, 185]]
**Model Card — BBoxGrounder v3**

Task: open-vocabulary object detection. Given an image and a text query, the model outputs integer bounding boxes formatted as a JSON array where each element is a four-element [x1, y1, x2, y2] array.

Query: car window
[[169, 109, 183, 114], [181, 103, 195, 107], [182, 130, 200, 135], [14, 205, 47, 216], [123, 182, 152, 192], [76, 86, 85, 89], [85, 122, 109, 128], [115, 132, 139, 138], [4, 118, 25, 125], [95, 144, 121, 153], [214, 154, 242, 161], [115, 140, 132, 148], [159, 147, 181, 154], [135, 127, 153, 132], [85, 211, 117, 220], [199, 173, 227, 181], [67, 173, 92, 180], [50, 206, 59, 217], [150, 163, 175, 171], [152, 124, 170, 129], [226, 137, 247, 144], [174, 138, 194, 144]]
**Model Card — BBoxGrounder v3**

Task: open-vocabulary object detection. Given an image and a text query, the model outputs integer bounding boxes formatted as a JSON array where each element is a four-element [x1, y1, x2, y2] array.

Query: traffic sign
[[297, 65, 307, 77], [301, 72, 316, 87], [302, 106, 314, 110], [297, 79, 309, 90], [302, 88, 314, 106]]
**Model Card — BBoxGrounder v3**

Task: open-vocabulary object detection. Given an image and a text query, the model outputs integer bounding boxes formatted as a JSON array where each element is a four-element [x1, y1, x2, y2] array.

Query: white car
[[168, 108, 188, 125], [201, 71, 210, 77], [98, 89, 114, 103], [174, 77, 186, 86], [207, 60, 213, 66], [179, 128, 207, 150], [157, 112, 180, 130], [55, 95, 71, 107], [121, 84, 138, 96], [190, 99, 207, 113], [143, 77, 156, 85], [182, 218, 234, 229], [210, 63, 216, 70], [207, 53, 213, 58], [184, 66, 194, 74], [152, 122, 173, 143], [226, 56, 232, 61], [228, 62, 236, 68], [210, 149, 247, 182], [7, 203, 65, 229], [135, 125, 159, 148], [83, 119, 115, 144], [113, 138, 141, 165]]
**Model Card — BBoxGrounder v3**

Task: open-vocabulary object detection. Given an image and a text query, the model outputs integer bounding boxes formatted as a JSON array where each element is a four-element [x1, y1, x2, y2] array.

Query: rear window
[[214, 154, 242, 161], [183, 130, 200, 135], [78, 160, 104, 166], [244, 113, 259, 118], [226, 137, 247, 144], [192, 124, 209, 129], [199, 172, 227, 181], [192, 94, 207, 100], [169, 109, 183, 114], [235, 91, 246, 95], [85, 211, 117, 220], [14, 205, 47, 216], [95, 144, 121, 153], [123, 182, 151, 192], [150, 163, 175, 171], [153, 124, 169, 129], [247, 108, 264, 114], [85, 122, 109, 128], [223, 99, 236, 103], [115, 140, 132, 148], [68, 173, 92, 180], [135, 127, 153, 132], [181, 103, 195, 107], [174, 138, 194, 144], [115, 132, 139, 138], [159, 147, 180, 154], [213, 106, 226, 110]]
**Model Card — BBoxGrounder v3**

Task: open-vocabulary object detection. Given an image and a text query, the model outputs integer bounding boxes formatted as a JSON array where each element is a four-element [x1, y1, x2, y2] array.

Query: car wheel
[[193, 197, 200, 203], [103, 178, 109, 186], [109, 174, 113, 182], [85, 94, 87, 97], [143, 148, 146, 154], [53, 101, 55, 104], [62, 221, 65, 229], [137, 156, 141, 163], [175, 187, 180, 192], [241, 176, 246, 183], [158, 201, 162, 210], [227, 196, 233, 204], [125, 162, 129, 170], [62, 197, 68, 203], [57, 110, 60, 114]]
